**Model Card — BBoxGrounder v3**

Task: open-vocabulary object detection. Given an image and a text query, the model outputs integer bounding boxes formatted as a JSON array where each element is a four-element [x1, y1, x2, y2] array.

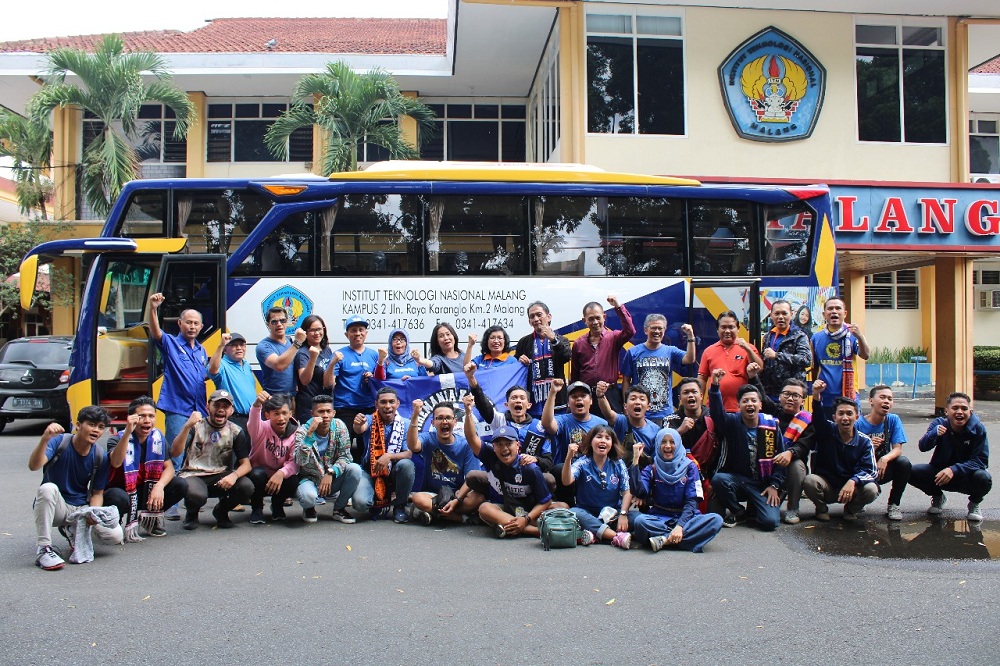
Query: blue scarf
[[653, 427, 690, 485]]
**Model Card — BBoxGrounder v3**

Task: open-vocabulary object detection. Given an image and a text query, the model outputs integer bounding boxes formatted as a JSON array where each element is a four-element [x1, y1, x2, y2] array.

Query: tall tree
[[0, 110, 53, 219], [29, 34, 195, 217], [266, 60, 435, 174]]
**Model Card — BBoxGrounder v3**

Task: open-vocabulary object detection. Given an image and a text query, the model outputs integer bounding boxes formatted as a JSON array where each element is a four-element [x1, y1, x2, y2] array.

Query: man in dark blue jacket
[[803, 380, 879, 521], [909, 392, 991, 522]]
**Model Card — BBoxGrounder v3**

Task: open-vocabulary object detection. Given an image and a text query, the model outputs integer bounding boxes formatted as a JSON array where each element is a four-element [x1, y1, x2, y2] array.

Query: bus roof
[[328, 161, 701, 187]]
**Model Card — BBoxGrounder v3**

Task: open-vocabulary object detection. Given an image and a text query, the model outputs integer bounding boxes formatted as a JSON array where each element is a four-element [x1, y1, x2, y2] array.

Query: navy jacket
[[810, 400, 878, 488], [918, 414, 989, 478], [709, 384, 786, 490]]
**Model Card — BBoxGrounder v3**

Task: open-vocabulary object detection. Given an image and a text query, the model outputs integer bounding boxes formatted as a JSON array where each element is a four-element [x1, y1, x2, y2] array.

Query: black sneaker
[[182, 510, 199, 531], [249, 508, 266, 525], [213, 504, 234, 529], [722, 510, 746, 528], [303, 507, 318, 524], [331, 508, 356, 524], [270, 503, 286, 521]]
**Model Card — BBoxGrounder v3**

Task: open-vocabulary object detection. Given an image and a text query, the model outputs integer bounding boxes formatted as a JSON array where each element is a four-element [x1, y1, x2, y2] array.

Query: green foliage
[[974, 346, 1000, 395], [28, 34, 195, 217], [0, 110, 53, 219], [0, 220, 74, 323], [265, 60, 436, 174], [868, 346, 929, 364]]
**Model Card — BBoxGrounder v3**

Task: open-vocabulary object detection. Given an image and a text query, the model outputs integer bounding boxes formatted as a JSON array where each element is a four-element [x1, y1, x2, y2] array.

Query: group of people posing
[[29, 293, 991, 570]]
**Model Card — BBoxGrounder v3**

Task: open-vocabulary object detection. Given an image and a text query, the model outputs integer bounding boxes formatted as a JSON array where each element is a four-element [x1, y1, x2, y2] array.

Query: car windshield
[[0, 341, 72, 365]]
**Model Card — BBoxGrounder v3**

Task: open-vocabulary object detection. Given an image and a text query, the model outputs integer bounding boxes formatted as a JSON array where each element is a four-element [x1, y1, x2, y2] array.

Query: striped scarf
[[121, 429, 166, 542]]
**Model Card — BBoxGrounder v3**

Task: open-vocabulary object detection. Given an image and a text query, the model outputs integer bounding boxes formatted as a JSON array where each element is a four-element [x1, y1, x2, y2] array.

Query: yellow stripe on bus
[[814, 213, 836, 288], [693, 286, 751, 337]]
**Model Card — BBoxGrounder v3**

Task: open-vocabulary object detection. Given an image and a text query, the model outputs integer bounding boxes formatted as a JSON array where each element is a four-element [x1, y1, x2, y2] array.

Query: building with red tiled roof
[[972, 52, 1000, 74]]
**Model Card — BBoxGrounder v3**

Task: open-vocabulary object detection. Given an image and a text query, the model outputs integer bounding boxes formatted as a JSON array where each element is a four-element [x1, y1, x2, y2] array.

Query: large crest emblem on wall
[[718, 27, 826, 142]]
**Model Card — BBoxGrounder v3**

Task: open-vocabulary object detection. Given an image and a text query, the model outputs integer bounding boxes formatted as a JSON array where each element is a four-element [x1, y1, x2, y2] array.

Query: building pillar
[[920, 265, 936, 363], [934, 256, 974, 412], [49, 256, 78, 336], [558, 3, 584, 163], [185, 92, 206, 179], [400, 91, 419, 160], [50, 106, 80, 221], [950, 18, 970, 183], [312, 93, 326, 175], [841, 270, 867, 389]]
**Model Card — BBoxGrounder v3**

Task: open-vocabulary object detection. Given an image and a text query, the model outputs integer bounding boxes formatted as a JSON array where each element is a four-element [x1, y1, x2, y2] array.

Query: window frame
[[205, 98, 313, 164], [420, 99, 527, 163]]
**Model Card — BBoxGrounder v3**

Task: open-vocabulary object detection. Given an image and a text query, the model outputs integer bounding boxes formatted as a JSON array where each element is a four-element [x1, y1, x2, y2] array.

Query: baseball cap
[[491, 424, 518, 443], [345, 315, 369, 331], [567, 381, 591, 395], [226, 332, 246, 345], [209, 389, 234, 405]]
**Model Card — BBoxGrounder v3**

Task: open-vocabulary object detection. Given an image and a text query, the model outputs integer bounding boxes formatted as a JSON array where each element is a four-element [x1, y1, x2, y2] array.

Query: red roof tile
[[0, 17, 447, 55], [972, 53, 1000, 74]]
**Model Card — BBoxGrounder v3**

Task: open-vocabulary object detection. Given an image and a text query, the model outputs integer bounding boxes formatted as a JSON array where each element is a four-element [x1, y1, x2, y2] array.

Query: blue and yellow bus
[[19, 162, 836, 422]]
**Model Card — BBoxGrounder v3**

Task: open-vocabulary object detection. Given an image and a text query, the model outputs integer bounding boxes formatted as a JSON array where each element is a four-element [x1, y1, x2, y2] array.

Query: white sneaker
[[886, 504, 903, 521], [578, 530, 596, 546], [967, 501, 983, 522], [783, 510, 800, 525], [649, 535, 667, 552], [35, 546, 65, 571], [928, 494, 947, 515]]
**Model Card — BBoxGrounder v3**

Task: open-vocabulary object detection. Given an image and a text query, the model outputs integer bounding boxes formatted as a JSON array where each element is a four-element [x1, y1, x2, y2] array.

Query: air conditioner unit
[[977, 289, 1000, 309], [971, 174, 1000, 184]]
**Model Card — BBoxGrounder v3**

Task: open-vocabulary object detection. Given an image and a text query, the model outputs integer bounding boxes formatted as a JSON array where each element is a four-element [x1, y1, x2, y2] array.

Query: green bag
[[538, 508, 581, 551]]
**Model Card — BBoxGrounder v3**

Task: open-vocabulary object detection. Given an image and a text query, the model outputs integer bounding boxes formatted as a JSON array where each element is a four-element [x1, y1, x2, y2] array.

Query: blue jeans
[[164, 411, 190, 470], [354, 459, 416, 515], [632, 512, 724, 553], [297, 463, 363, 511], [570, 506, 616, 540], [711, 471, 781, 531]]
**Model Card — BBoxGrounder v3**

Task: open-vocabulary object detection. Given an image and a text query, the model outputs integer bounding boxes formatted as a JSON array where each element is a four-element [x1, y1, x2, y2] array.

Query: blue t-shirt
[[155, 333, 208, 416], [294, 346, 334, 421], [620, 343, 687, 420], [42, 435, 111, 506], [552, 413, 608, 463], [611, 414, 661, 458], [360, 414, 411, 468], [333, 346, 379, 409], [811, 329, 861, 406], [478, 443, 551, 510], [256, 337, 295, 395], [856, 413, 906, 460], [417, 432, 482, 493], [208, 355, 256, 414], [568, 456, 629, 515], [471, 354, 517, 369], [383, 359, 427, 380], [429, 354, 465, 375]]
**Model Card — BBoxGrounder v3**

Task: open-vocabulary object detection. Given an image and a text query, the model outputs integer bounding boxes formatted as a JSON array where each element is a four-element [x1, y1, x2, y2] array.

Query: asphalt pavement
[[1, 397, 998, 665]]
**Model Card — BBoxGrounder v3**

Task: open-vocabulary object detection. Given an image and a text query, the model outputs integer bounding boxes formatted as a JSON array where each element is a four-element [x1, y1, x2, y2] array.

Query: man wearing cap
[[172, 389, 254, 529], [542, 378, 608, 502], [461, 420, 552, 538], [256, 305, 307, 397], [208, 332, 257, 429], [332, 315, 379, 462]]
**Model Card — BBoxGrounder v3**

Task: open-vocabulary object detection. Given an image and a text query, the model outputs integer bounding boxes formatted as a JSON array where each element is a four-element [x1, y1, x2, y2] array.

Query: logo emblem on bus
[[718, 27, 826, 142], [261, 285, 313, 331]]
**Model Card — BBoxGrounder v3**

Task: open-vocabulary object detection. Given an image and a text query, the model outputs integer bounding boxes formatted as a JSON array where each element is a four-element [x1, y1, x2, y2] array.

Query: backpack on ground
[[538, 507, 582, 551]]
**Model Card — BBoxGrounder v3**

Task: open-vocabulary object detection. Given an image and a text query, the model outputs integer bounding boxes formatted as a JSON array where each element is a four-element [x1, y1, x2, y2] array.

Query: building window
[[421, 100, 526, 162], [586, 12, 684, 135], [206, 101, 313, 163], [528, 23, 561, 162], [865, 270, 919, 309], [83, 104, 187, 163], [855, 22, 946, 144], [970, 115, 1000, 176], [974, 268, 1000, 285]]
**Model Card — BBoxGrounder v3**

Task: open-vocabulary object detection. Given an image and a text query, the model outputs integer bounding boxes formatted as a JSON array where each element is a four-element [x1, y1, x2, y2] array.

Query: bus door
[[150, 255, 228, 399], [688, 278, 762, 356]]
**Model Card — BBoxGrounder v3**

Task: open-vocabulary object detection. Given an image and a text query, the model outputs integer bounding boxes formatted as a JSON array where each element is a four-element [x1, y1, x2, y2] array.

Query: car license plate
[[12, 398, 44, 409]]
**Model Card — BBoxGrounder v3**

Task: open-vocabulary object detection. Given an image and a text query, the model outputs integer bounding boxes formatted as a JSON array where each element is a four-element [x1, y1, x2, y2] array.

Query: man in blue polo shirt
[[208, 332, 257, 429], [333, 315, 379, 462]]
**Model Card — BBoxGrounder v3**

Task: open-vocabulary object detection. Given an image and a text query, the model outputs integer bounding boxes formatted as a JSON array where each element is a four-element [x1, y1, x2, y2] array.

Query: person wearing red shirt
[[698, 311, 763, 412]]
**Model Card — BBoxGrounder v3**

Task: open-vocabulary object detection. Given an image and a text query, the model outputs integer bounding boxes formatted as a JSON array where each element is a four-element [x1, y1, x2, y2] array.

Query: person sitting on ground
[[628, 428, 723, 553], [29, 406, 123, 571], [856, 385, 911, 522], [293, 394, 361, 524], [407, 400, 484, 525], [804, 380, 879, 522], [910, 391, 991, 523], [461, 420, 552, 539], [595, 382, 660, 467], [247, 391, 300, 524], [560, 425, 633, 549], [374, 329, 427, 381], [708, 369, 786, 531], [464, 325, 516, 369], [353, 387, 416, 523], [172, 389, 254, 529], [106, 395, 187, 540]]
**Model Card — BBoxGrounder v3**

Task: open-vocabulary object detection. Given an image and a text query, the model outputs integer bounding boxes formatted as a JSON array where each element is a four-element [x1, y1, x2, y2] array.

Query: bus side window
[[532, 196, 603, 276], [605, 196, 686, 276], [323, 194, 421, 275], [427, 195, 527, 276], [690, 201, 756, 276], [764, 204, 813, 276]]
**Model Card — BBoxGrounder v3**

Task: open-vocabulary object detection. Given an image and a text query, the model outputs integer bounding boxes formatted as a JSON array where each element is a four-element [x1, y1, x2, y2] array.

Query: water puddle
[[786, 519, 1000, 560]]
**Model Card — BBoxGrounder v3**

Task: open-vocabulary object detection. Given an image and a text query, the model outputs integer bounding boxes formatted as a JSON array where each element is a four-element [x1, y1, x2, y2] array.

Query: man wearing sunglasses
[[256, 306, 307, 397]]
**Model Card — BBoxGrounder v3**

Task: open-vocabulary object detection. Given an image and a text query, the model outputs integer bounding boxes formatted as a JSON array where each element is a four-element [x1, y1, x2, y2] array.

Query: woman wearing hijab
[[628, 427, 723, 553], [375, 329, 428, 381]]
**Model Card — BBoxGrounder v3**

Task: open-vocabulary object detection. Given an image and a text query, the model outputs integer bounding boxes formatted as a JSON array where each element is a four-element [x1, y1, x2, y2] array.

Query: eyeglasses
[[780, 391, 805, 399], [269, 318, 288, 325], [434, 416, 455, 422], [307, 327, 325, 333]]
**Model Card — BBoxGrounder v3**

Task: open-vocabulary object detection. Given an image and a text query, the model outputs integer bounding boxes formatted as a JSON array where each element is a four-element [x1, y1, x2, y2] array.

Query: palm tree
[[266, 61, 435, 174], [29, 34, 195, 217], [0, 110, 53, 219]]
